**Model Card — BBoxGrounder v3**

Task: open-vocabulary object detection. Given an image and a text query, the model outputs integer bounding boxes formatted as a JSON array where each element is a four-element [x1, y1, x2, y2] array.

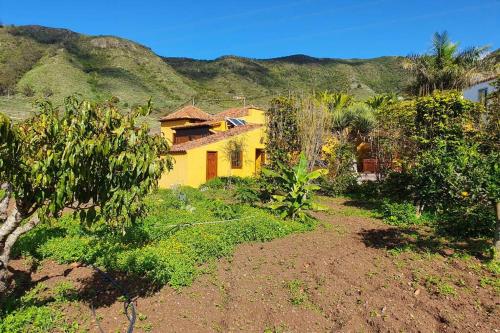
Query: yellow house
[[158, 105, 267, 188]]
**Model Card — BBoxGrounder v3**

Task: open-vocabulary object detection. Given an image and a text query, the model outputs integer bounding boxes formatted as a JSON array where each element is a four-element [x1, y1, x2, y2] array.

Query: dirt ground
[[12, 198, 500, 332]]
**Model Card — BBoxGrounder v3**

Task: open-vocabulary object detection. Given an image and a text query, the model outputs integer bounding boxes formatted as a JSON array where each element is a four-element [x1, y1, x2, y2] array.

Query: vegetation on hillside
[[164, 54, 410, 111], [0, 25, 196, 128], [0, 25, 411, 129]]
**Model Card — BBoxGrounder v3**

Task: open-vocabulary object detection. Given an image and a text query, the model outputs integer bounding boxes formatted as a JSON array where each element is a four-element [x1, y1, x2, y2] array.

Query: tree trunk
[[495, 202, 500, 254], [0, 210, 39, 295]]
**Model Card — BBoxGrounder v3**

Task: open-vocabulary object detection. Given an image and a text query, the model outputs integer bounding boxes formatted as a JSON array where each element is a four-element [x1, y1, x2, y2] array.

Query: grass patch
[[283, 279, 322, 313], [423, 275, 457, 297], [479, 277, 500, 293], [285, 279, 309, 306], [14, 187, 314, 288], [0, 283, 81, 333], [327, 205, 378, 218]]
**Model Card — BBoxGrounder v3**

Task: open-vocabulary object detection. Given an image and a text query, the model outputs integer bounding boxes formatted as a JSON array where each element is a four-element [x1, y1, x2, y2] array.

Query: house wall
[[242, 108, 266, 124], [212, 108, 266, 131], [160, 119, 193, 144], [158, 126, 266, 188], [159, 152, 188, 188], [463, 80, 496, 103]]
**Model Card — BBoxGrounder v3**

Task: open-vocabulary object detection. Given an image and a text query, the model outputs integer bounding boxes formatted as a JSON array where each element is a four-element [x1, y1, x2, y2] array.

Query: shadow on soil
[[72, 269, 161, 308], [337, 198, 493, 261], [342, 199, 380, 211], [4, 265, 161, 311], [359, 226, 493, 261]]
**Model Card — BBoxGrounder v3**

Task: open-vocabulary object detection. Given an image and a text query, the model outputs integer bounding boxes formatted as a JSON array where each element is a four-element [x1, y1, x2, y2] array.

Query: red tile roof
[[170, 124, 262, 152], [159, 105, 213, 121], [170, 121, 219, 129], [469, 74, 498, 86], [211, 107, 251, 121]]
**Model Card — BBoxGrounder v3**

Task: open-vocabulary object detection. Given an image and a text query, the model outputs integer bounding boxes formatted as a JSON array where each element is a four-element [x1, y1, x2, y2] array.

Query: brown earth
[[10, 198, 500, 332]]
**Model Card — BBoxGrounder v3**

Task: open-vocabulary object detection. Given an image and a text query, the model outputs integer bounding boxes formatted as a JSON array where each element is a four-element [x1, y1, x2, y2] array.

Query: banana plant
[[263, 153, 327, 221]]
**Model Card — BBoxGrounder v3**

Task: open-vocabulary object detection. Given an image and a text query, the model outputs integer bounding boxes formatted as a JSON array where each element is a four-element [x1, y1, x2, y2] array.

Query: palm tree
[[365, 93, 397, 110], [403, 31, 492, 96], [317, 91, 354, 111], [330, 103, 376, 142]]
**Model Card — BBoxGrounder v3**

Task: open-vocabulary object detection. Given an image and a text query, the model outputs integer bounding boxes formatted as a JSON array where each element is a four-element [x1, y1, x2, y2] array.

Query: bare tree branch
[[0, 214, 40, 265], [0, 183, 12, 221], [0, 207, 20, 244]]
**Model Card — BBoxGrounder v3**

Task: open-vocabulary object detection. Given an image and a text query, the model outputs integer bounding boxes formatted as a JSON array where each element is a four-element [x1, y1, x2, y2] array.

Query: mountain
[[0, 25, 411, 130]]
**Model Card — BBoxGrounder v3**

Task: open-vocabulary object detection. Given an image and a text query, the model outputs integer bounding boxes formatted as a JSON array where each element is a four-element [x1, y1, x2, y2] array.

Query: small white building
[[463, 77, 497, 105]]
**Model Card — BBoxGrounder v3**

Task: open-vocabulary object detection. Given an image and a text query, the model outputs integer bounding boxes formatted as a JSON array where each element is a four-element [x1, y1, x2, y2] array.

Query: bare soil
[[10, 198, 500, 332]]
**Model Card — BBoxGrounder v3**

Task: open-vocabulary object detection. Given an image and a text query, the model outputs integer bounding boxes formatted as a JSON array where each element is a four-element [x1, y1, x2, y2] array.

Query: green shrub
[[319, 172, 357, 197], [373, 92, 498, 239], [12, 187, 313, 289], [380, 200, 419, 226], [21, 84, 35, 97], [235, 184, 260, 204], [321, 141, 358, 196], [208, 200, 241, 220], [264, 153, 327, 221], [379, 172, 414, 201], [203, 177, 225, 189], [348, 180, 381, 200], [52, 281, 78, 303], [0, 306, 60, 333], [410, 143, 498, 237], [203, 176, 254, 190], [0, 282, 80, 333], [39, 236, 96, 263]]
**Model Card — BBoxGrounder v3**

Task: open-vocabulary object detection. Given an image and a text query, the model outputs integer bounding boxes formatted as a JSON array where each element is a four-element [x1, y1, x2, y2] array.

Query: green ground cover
[[2, 185, 314, 332], [14, 187, 314, 288]]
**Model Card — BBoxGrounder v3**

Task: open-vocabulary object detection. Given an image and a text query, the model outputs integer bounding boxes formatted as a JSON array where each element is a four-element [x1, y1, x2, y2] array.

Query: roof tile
[[211, 107, 251, 121], [170, 124, 262, 152], [159, 105, 213, 121]]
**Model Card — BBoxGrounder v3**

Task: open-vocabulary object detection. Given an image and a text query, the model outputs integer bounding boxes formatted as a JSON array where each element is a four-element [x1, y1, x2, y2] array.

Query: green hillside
[[0, 25, 411, 130], [164, 54, 410, 112]]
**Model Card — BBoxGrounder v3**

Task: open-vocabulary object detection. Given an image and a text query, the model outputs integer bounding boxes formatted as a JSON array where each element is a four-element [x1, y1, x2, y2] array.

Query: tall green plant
[[330, 103, 376, 142], [403, 31, 492, 96], [317, 91, 354, 111], [365, 93, 397, 110], [0, 96, 172, 295], [265, 97, 301, 169], [263, 154, 327, 221]]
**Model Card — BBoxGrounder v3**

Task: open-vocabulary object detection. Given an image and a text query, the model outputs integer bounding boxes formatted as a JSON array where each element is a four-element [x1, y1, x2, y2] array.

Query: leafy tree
[[393, 91, 498, 239], [0, 96, 172, 295], [483, 78, 500, 153], [320, 138, 357, 195], [410, 141, 498, 238], [263, 153, 327, 221], [372, 99, 417, 175], [265, 97, 301, 169], [413, 90, 482, 147], [403, 31, 492, 96]]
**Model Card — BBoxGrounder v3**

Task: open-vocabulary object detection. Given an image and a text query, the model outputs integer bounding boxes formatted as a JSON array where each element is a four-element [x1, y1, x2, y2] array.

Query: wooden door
[[206, 151, 218, 181], [255, 149, 265, 174]]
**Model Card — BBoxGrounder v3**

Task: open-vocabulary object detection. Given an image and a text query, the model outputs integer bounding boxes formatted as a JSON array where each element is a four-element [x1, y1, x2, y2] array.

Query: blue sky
[[2, 0, 499, 59]]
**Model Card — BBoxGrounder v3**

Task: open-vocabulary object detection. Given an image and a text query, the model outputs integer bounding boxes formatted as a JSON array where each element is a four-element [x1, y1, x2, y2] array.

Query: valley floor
[[10, 197, 500, 332]]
